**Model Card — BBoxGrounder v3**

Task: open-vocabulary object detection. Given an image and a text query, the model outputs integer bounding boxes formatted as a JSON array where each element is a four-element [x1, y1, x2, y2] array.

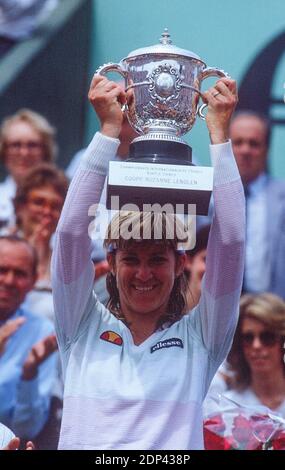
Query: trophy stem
[[128, 139, 193, 165]]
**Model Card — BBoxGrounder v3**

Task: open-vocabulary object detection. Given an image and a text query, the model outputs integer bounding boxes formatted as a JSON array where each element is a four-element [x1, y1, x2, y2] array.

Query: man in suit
[[230, 110, 285, 298]]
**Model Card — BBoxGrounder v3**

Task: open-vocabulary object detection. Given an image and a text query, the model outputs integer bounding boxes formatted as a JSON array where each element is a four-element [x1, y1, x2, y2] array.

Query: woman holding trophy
[[51, 70, 244, 449]]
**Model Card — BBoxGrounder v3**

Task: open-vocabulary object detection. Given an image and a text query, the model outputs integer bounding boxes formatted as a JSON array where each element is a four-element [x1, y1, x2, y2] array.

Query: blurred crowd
[[0, 0, 59, 57]]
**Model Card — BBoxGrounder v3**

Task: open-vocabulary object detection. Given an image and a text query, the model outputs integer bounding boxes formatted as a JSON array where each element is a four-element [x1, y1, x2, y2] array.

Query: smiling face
[[108, 243, 185, 323], [241, 317, 283, 376]]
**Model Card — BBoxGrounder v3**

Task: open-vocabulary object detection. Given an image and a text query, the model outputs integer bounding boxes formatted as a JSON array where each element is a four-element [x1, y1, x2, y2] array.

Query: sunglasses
[[241, 331, 280, 347]]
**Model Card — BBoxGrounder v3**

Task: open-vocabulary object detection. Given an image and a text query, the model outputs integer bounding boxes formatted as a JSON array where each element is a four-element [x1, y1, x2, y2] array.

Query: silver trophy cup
[[96, 29, 229, 214]]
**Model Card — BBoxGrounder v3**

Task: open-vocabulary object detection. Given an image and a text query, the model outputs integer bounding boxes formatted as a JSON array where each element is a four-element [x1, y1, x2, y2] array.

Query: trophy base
[[128, 139, 193, 166], [106, 160, 213, 216]]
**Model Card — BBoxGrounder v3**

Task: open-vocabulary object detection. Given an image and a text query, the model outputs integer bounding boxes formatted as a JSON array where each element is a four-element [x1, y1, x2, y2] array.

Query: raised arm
[[51, 76, 124, 343], [190, 79, 245, 363]]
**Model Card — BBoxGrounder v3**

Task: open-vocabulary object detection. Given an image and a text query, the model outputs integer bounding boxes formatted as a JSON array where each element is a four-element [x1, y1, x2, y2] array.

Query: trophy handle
[[95, 62, 128, 107], [197, 67, 230, 120]]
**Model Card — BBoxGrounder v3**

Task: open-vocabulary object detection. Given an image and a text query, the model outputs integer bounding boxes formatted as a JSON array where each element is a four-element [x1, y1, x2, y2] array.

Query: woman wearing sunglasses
[[226, 293, 285, 416]]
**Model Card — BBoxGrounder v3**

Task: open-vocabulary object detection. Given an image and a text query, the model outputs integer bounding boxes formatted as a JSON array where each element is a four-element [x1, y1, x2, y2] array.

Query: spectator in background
[[225, 293, 285, 417], [0, 108, 57, 229], [10, 164, 68, 448], [184, 224, 210, 311], [0, 325, 56, 449], [0, 235, 56, 439], [12, 163, 68, 322], [0, 0, 58, 57], [7, 163, 68, 448], [230, 111, 285, 298], [0, 329, 57, 449]]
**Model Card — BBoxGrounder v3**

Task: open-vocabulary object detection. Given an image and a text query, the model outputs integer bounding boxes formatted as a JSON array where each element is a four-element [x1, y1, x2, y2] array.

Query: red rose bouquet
[[203, 395, 285, 450]]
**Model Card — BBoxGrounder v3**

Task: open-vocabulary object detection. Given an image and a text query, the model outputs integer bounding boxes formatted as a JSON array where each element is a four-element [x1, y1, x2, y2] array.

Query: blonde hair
[[0, 109, 57, 163], [104, 210, 191, 251]]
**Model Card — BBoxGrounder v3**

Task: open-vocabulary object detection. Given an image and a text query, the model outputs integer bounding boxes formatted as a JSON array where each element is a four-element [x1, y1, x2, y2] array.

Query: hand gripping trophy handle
[[197, 67, 230, 120], [95, 62, 128, 109]]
